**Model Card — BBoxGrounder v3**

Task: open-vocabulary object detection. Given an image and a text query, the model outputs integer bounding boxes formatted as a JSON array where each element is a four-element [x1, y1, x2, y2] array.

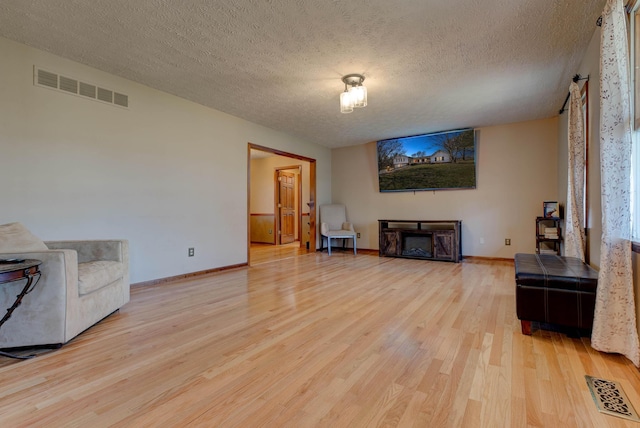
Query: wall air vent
[[97, 87, 113, 103], [33, 66, 129, 109], [79, 82, 96, 98], [59, 76, 78, 94], [37, 69, 58, 88], [114, 92, 128, 108]]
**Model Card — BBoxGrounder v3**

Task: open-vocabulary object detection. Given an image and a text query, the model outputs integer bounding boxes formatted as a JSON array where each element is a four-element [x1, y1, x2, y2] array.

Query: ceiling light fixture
[[340, 74, 367, 114]]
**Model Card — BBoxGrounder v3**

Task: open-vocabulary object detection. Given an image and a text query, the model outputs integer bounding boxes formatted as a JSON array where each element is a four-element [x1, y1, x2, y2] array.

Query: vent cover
[[97, 87, 113, 103], [37, 69, 58, 88], [59, 76, 78, 94], [114, 92, 128, 108], [34, 66, 129, 109], [79, 82, 96, 98]]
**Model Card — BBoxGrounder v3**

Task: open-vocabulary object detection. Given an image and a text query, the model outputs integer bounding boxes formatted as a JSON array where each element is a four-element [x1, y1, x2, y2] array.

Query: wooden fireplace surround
[[378, 220, 462, 263]]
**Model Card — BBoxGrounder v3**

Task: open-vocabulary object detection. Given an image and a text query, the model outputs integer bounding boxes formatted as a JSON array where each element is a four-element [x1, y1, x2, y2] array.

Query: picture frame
[[543, 201, 559, 218], [376, 128, 476, 192]]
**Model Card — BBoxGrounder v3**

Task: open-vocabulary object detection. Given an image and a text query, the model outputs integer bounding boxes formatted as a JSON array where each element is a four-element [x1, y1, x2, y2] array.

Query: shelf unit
[[536, 216, 561, 255]]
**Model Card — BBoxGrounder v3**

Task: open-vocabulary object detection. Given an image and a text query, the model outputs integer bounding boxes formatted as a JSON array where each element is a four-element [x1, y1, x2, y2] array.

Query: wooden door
[[278, 171, 295, 244], [433, 231, 454, 261], [380, 231, 400, 256]]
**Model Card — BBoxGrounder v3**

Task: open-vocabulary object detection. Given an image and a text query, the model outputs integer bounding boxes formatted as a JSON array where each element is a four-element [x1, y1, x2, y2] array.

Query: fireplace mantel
[[378, 220, 462, 262]]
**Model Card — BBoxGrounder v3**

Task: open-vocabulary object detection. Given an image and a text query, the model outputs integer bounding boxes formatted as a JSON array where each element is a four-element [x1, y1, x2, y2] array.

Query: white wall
[[331, 117, 559, 258], [0, 37, 331, 283]]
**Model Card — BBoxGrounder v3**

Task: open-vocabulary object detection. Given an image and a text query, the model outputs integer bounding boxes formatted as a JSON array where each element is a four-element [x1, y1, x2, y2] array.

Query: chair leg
[[328, 237, 332, 255], [353, 236, 357, 255], [520, 320, 532, 335]]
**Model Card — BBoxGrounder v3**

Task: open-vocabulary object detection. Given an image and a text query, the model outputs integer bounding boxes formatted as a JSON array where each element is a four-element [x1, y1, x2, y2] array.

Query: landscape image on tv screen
[[377, 128, 476, 192]]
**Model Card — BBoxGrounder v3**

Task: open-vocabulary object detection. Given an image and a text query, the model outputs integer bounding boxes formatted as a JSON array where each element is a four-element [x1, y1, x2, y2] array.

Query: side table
[[0, 259, 42, 359]]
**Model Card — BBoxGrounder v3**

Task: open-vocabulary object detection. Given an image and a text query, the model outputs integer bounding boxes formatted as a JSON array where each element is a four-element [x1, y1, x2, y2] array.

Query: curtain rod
[[558, 74, 589, 115]]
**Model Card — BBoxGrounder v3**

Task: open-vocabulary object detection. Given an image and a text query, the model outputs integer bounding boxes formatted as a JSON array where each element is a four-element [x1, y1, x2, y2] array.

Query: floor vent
[[585, 375, 640, 422], [34, 66, 128, 109]]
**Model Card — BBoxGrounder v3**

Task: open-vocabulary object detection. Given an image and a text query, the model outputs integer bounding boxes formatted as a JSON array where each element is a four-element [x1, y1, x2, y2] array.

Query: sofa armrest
[[45, 240, 128, 264], [0, 249, 76, 267], [0, 249, 78, 346], [0, 250, 78, 288]]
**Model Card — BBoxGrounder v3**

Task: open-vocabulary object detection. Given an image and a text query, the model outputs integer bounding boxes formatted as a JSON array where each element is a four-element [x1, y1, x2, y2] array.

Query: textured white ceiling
[[0, 0, 605, 148]]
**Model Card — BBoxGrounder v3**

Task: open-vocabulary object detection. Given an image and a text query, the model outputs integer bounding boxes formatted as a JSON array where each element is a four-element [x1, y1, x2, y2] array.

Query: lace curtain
[[591, 0, 640, 366], [565, 81, 586, 261]]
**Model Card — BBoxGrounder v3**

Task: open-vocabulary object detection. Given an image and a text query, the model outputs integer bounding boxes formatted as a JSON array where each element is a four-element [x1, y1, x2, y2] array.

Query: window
[[582, 81, 589, 234], [630, 2, 640, 243]]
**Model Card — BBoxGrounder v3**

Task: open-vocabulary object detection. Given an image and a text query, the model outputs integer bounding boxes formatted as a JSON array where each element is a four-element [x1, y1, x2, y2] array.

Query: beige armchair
[[0, 222, 129, 349], [320, 204, 357, 255]]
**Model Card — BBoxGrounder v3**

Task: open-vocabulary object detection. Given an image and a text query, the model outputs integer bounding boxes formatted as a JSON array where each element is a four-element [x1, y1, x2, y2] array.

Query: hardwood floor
[[1, 253, 640, 427], [250, 242, 308, 265]]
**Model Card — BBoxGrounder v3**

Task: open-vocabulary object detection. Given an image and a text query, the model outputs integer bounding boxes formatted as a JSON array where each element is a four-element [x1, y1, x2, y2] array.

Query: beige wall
[[0, 37, 331, 283], [331, 117, 559, 257]]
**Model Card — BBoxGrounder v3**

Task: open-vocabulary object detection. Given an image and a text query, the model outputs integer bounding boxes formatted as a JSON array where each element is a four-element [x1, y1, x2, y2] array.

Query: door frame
[[247, 143, 317, 265], [275, 165, 302, 245]]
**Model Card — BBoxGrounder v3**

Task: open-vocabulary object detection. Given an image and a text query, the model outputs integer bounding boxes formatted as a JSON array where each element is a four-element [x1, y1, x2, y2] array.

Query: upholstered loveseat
[[0, 222, 129, 348]]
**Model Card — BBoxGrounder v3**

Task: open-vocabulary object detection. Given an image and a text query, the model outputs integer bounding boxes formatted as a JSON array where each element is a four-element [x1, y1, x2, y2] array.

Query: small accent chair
[[0, 222, 130, 349], [320, 204, 357, 255]]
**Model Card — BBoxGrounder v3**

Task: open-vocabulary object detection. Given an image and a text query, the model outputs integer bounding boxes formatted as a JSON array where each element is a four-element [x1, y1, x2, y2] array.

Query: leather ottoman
[[514, 253, 598, 335]]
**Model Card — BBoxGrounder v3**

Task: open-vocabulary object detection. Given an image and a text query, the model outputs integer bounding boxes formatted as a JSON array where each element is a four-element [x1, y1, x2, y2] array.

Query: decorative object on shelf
[[339, 74, 367, 113], [543, 201, 559, 218], [378, 220, 461, 262], [536, 216, 561, 255]]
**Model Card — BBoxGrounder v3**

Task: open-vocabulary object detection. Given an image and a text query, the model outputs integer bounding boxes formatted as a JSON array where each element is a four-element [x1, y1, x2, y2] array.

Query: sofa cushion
[[0, 222, 48, 252], [78, 261, 124, 296]]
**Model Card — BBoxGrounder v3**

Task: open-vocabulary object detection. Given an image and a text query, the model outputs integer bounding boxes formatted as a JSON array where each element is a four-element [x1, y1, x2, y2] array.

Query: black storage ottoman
[[514, 253, 598, 335]]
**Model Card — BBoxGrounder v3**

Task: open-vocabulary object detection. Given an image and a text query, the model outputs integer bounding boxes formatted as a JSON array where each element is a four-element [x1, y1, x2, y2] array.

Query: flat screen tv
[[377, 128, 476, 192]]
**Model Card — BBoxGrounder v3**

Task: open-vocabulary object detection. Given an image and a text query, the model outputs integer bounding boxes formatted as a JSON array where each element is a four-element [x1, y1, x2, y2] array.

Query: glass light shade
[[350, 84, 367, 108], [340, 90, 354, 113]]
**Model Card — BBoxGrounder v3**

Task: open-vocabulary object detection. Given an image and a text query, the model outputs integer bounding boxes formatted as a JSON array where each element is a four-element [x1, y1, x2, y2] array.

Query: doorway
[[247, 143, 316, 266]]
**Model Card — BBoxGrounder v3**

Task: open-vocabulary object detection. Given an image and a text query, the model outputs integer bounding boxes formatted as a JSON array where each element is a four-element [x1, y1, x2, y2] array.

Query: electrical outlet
[[188, 247, 194, 257], [505, 239, 511, 246], [357, 233, 361, 238]]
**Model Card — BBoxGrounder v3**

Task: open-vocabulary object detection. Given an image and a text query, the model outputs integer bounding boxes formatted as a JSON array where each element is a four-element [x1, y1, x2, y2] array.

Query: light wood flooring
[[250, 241, 308, 265], [1, 253, 640, 427]]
